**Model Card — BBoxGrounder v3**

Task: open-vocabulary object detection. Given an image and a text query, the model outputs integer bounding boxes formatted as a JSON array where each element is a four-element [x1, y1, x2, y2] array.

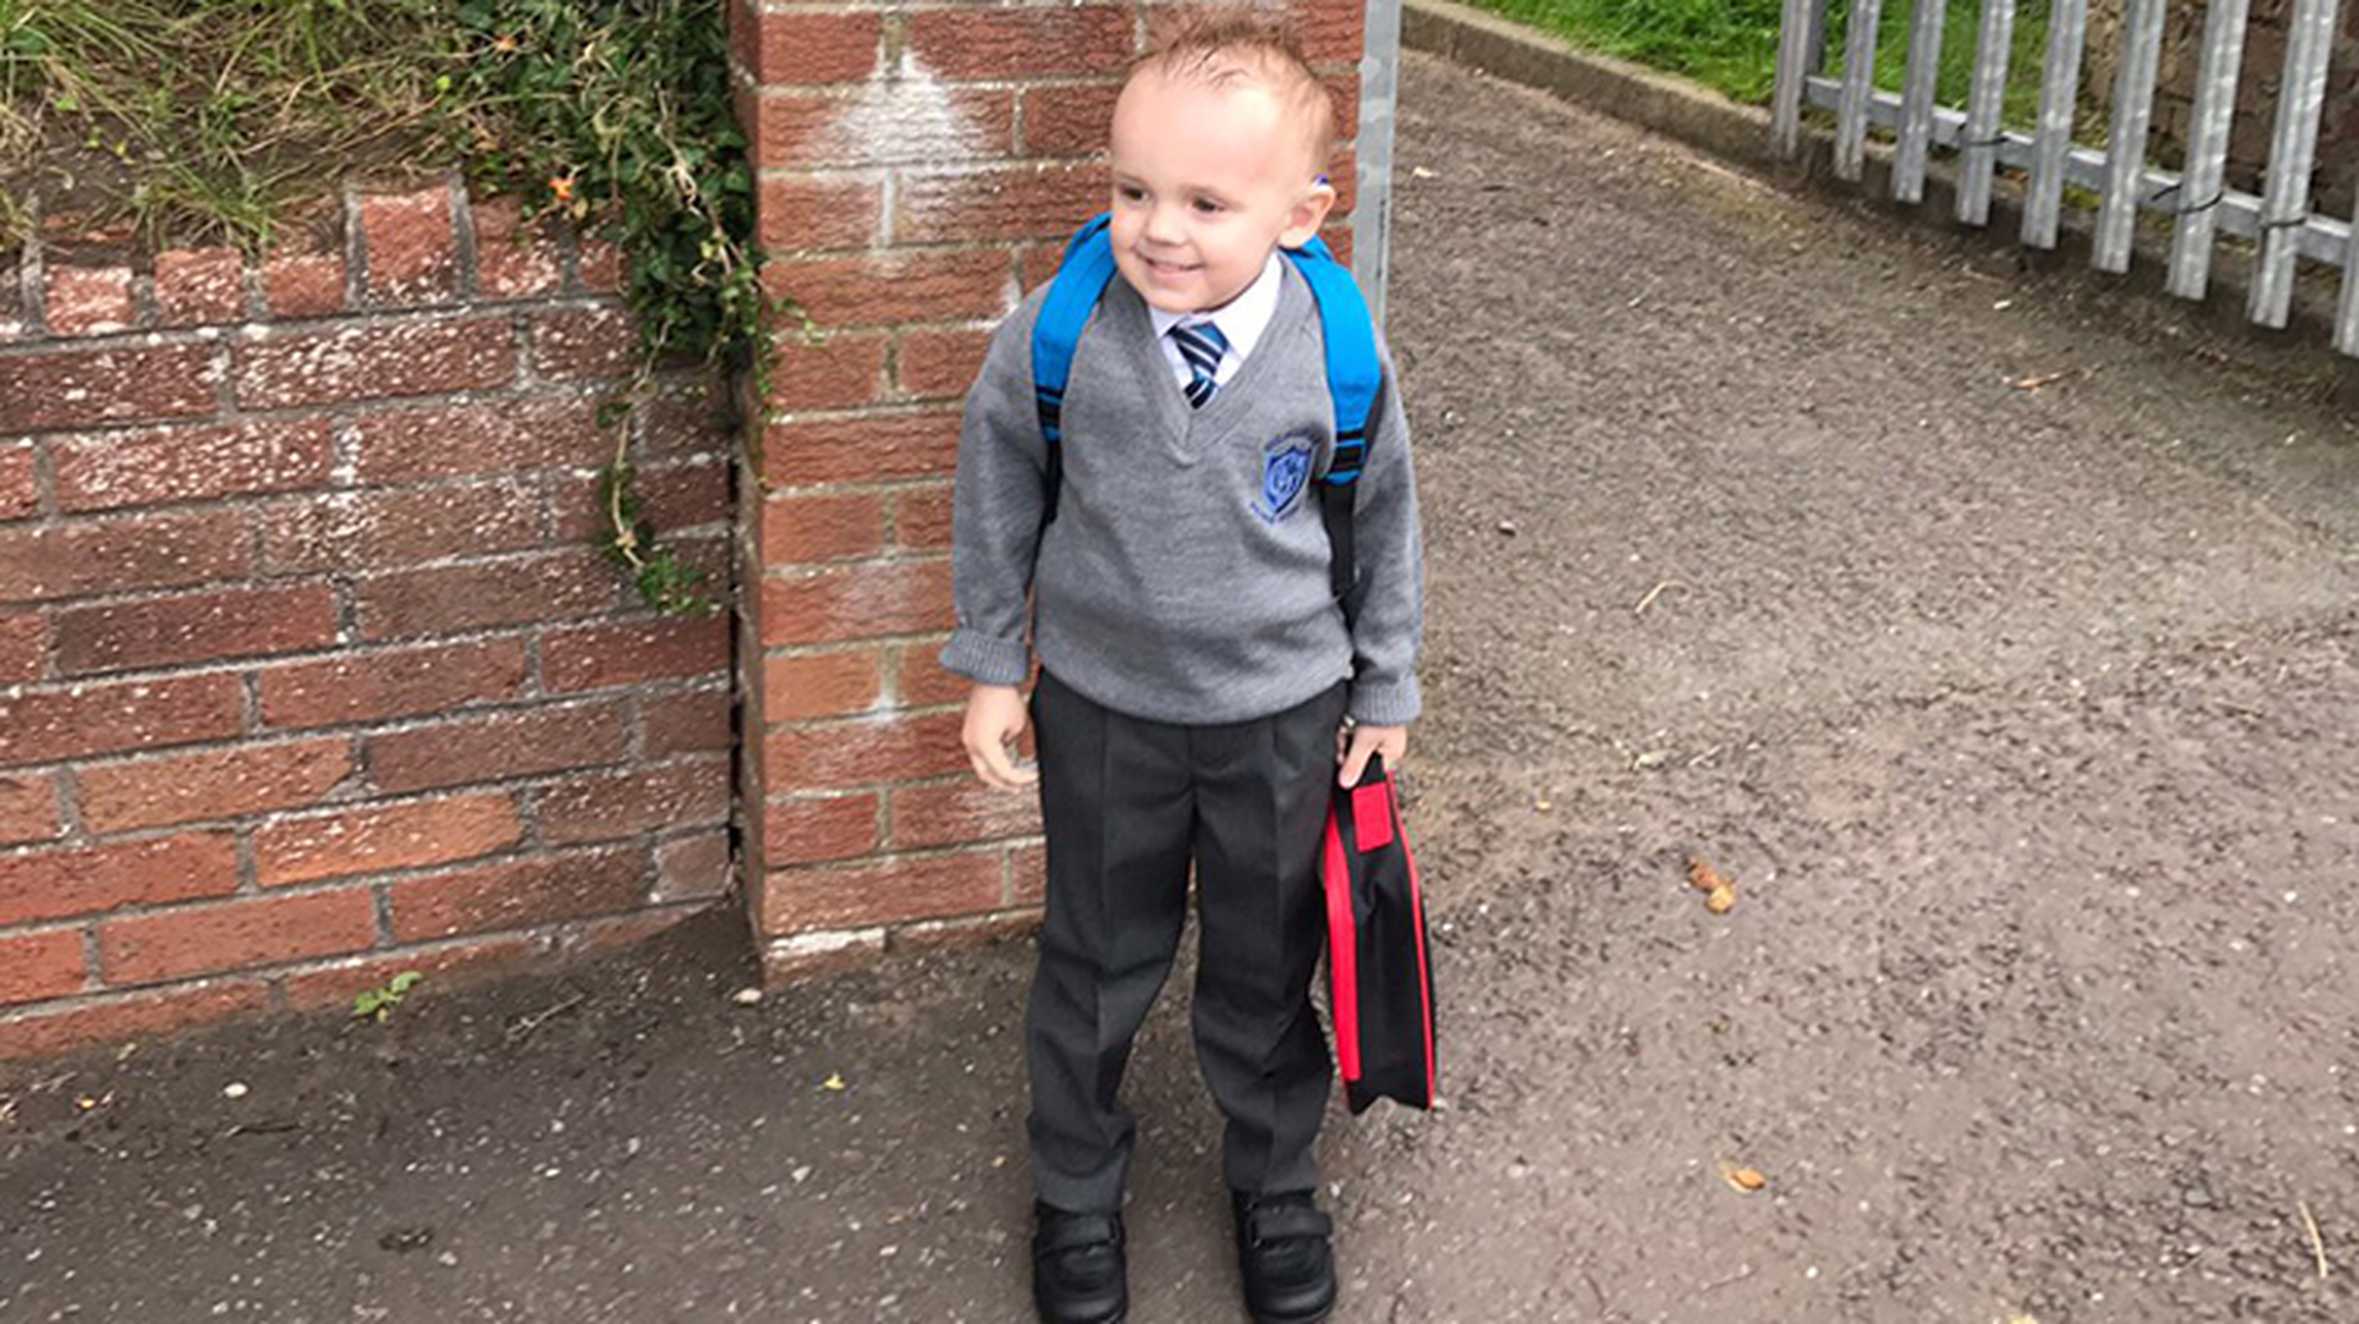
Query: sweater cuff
[[1347, 672, 1420, 726], [939, 630, 1031, 688]]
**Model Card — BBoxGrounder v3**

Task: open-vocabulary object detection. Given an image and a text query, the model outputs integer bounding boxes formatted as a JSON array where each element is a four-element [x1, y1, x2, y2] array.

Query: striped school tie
[[1169, 320, 1230, 408]]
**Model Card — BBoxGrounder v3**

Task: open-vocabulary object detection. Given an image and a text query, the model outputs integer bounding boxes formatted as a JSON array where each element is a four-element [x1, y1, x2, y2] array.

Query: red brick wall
[[0, 178, 736, 1060], [736, 0, 1366, 979]]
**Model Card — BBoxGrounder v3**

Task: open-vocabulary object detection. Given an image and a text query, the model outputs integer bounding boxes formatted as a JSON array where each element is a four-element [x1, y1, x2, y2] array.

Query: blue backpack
[[1030, 212, 1382, 626]]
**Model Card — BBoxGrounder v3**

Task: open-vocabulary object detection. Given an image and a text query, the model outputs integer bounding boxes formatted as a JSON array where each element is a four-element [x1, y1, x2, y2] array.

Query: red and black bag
[[1320, 754, 1438, 1114]]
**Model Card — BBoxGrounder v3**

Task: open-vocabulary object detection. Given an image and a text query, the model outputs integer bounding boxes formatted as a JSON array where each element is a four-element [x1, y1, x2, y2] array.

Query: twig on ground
[[507, 994, 586, 1044], [1635, 579, 1690, 615], [2300, 1199, 2329, 1280], [1698, 1263, 1756, 1293]]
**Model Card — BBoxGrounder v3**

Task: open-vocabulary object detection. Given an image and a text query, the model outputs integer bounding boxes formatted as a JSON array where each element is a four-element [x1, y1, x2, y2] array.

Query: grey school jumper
[[939, 261, 1422, 726]]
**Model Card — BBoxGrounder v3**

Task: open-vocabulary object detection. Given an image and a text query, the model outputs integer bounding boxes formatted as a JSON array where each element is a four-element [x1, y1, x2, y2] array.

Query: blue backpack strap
[[1031, 213, 1119, 526], [1281, 237, 1383, 631]]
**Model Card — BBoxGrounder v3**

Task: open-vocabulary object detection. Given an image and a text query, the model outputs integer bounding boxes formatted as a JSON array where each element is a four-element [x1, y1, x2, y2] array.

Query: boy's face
[[1106, 66, 1335, 314]]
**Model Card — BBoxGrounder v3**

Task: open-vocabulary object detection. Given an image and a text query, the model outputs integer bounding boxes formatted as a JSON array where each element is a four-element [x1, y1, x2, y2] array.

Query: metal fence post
[[1354, 0, 1403, 326]]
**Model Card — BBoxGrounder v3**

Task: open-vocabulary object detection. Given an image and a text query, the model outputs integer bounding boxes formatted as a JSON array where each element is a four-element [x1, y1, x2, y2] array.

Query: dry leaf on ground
[[1705, 883, 1738, 914], [1719, 1162, 1767, 1192], [1686, 856, 1728, 892]]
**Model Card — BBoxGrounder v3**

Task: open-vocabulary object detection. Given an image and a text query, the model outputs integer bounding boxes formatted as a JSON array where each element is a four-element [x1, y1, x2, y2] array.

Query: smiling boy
[[939, 10, 1423, 1323]]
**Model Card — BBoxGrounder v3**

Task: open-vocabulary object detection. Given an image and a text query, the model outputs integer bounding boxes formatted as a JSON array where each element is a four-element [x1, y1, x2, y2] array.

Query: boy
[[940, 11, 1422, 1323]]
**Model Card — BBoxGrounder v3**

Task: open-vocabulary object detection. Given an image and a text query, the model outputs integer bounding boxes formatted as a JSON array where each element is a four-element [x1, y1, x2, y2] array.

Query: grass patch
[[0, 0, 453, 252], [3, 1, 772, 618], [1462, 0, 2060, 129]]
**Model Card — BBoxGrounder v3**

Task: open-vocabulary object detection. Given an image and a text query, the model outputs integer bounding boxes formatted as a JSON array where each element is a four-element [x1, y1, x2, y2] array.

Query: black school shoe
[[1231, 1190, 1337, 1323], [1033, 1202, 1128, 1324]]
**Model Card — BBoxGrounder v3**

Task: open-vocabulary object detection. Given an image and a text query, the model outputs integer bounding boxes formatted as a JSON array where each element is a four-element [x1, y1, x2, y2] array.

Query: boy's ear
[[1279, 174, 1338, 249]]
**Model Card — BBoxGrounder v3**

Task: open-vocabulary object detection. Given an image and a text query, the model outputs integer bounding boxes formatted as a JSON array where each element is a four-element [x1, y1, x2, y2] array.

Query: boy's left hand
[[1336, 722, 1407, 787]]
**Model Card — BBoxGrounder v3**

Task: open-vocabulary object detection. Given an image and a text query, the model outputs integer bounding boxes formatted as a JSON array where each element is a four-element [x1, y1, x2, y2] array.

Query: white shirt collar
[[1147, 251, 1285, 363]]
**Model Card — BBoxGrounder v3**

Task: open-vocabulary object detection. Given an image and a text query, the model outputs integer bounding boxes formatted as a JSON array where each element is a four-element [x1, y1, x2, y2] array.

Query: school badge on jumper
[[1255, 436, 1314, 524]]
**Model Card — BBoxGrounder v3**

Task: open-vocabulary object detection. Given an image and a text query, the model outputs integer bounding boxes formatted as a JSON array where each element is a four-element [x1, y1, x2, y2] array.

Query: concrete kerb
[[1401, 0, 2359, 398]]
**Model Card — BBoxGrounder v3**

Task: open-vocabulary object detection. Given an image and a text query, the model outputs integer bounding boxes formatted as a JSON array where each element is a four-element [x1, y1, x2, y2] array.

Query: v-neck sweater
[[940, 263, 1423, 727]]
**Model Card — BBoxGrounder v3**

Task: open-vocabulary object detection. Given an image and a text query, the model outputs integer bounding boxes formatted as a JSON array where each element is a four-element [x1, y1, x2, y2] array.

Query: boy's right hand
[[962, 684, 1039, 791]]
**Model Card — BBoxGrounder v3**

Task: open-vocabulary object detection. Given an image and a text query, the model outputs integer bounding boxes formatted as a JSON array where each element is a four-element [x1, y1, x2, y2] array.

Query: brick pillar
[[734, 0, 1367, 980]]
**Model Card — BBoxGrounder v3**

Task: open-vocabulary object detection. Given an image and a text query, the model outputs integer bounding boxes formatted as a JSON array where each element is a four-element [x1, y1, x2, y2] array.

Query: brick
[[44, 263, 136, 337], [0, 343, 219, 432], [1326, 73, 1362, 141], [359, 184, 460, 304], [760, 409, 959, 487], [758, 174, 885, 253], [763, 648, 885, 720], [763, 710, 968, 789], [0, 982, 270, 1063], [1020, 82, 1125, 157], [763, 249, 1014, 328], [536, 758, 731, 844], [256, 792, 524, 887], [279, 934, 538, 1013], [759, 924, 887, 979], [387, 845, 648, 942], [471, 196, 566, 300], [259, 482, 543, 574], [354, 549, 619, 640], [0, 612, 44, 684], [654, 829, 734, 902], [0, 930, 86, 1007], [153, 247, 249, 327], [99, 886, 377, 986], [559, 904, 701, 957], [55, 584, 337, 676], [888, 906, 1041, 954], [642, 688, 734, 758], [260, 251, 345, 319], [760, 491, 887, 564], [576, 237, 626, 294], [745, 10, 881, 84], [0, 673, 245, 769], [897, 163, 1108, 245], [1327, 146, 1361, 217], [756, 88, 1015, 170], [235, 318, 515, 410], [543, 615, 730, 692], [894, 327, 991, 400], [759, 559, 953, 646], [354, 395, 609, 482], [0, 509, 246, 605], [51, 419, 333, 513], [77, 736, 354, 833], [891, 482, 956, 551], [0, 831, 240, 926], [641, 370, 738, 457], [364, 701, 628, 795], [761, 849, 1003, 933], [0, 772, 60, 846], [776, 332, 888, 410], [527, 305, 640, 382], [0, 445, 36, 520], [1019, 242, 1064, 293], [1322, 224, 1354, 268], [905, 6, 1136, 80], [1009, 841, 1048, 905], [888, 778, 1042, 850], [260, 638, 530, 729], [759, 792, 879, 866], [1294, 0, 1368, 65], [552, 460, 729, 542], [892, 642, 975, 707]]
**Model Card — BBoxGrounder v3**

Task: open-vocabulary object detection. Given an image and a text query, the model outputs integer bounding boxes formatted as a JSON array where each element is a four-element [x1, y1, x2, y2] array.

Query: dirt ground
[[6, 52, 2359, 1324]]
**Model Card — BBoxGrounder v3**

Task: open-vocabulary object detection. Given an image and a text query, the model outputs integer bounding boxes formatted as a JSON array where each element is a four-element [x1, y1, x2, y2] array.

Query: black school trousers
[[1025, 669, 1347, 1213]]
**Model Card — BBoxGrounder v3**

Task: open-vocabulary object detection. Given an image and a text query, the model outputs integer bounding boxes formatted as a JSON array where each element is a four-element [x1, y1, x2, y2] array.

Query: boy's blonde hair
[[1133, 6, 1339, 175]]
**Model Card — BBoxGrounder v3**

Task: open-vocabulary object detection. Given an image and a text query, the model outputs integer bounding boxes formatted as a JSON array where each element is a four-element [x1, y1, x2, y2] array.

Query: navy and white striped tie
[[1169, 320, 1230, 409]]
